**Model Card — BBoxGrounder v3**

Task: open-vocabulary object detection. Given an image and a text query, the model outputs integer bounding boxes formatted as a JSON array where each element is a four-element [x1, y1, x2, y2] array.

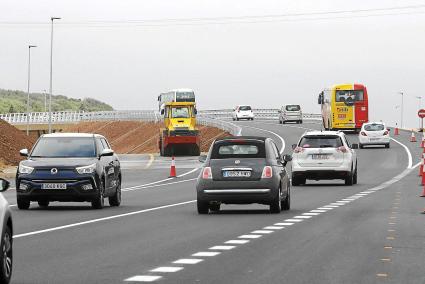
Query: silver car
[[196, 136, 292, 214], [0, 178, 12, 284]]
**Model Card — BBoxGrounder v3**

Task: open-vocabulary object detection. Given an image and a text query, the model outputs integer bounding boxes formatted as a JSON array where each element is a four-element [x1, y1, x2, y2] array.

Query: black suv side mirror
[[351, 143, 359, 149]]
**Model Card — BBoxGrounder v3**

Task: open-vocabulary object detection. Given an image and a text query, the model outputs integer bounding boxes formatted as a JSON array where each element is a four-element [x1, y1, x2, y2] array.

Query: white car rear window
[[364, 124, 385, 131]]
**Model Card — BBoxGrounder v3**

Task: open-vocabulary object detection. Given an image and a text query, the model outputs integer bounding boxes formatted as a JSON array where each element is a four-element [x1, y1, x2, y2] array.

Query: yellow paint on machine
[[331, 84, 355, 129]]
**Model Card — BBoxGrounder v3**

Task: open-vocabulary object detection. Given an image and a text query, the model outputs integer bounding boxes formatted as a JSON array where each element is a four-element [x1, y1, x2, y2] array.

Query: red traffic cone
[[410, 131, 417, 142], [394, 127, 399, 135], [422, 136, 425, 148], [169, 156, 177, 178], [420, 158, 424, 177], [421, 184, 425, 197]]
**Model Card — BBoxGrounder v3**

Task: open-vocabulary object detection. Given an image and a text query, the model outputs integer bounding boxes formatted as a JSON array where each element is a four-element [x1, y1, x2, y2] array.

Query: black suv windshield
[[31, 137, 96, 158], [299, 136, 343, 148]]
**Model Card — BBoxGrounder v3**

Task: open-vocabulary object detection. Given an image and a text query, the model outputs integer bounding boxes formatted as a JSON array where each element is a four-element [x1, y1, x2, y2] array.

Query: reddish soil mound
[[0, 119, 36, 165], [64, 121, 230, 154]]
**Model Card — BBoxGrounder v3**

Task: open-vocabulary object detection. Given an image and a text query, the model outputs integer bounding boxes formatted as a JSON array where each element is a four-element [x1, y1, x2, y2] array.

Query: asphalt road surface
[[5, 121, 425, 284]]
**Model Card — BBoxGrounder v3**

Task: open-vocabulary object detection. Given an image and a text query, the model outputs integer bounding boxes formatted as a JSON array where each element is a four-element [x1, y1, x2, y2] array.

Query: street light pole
[[399, 91, 404, 129], [43, 89, 47, 112], [48, 17, 61, 134], [26, 45, 37, 136]]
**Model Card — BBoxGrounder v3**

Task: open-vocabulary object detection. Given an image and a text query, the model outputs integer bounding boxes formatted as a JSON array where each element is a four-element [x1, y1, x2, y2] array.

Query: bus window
[[335, 90, 364, 102]]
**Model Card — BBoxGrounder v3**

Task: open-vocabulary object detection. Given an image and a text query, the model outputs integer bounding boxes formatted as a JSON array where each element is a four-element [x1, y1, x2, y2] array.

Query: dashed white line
[[124, 275, 162, 282], [302, 213, 320, 216], [192, 252, 220, 257], [209, 245, 235, 250], [150, 267, 183, 273], [294, 215, 312, 219], [173, 259, 203, 265], [284, 219, 303, 222], [225, 239, 250, 244], [263, 226, 284, 230], [251, 230, 273, 234], [238, 234, 262, 239], [275, 222, 294, 226], [310, 210, 326, 213]]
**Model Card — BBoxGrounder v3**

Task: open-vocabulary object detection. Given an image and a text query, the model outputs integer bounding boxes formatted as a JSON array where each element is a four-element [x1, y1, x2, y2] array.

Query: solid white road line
[[150, 267, 183, 273], [123, 178, 197, 191], [13, 200, 196, 239], [124, 275, 162, 282], [241, 125, 286, 154], [390, 137, 413, 168], [173, 259, 203, 264], [177, 168, 200, 177], [192, 252, 220, 257]]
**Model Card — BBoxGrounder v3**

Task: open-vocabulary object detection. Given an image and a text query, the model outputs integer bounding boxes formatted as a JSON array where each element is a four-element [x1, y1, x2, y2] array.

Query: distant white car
[[291, 131, 358, 186], [0, 178, 12, 284], [359, 122, 390, 148], [279, 104, 302, 124], [232, 105, 254, 121]]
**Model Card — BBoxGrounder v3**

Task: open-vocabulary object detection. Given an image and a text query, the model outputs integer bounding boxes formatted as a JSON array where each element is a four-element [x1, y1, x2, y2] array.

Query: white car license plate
[[223, 171, 251, 178], [311, 154, 329, 160], [42, 183, 67, 190], [370, 138, 380, 141]]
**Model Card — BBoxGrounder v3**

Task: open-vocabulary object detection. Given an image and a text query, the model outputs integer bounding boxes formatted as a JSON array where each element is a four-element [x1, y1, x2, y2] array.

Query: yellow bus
[[318, 83, 369, 132]]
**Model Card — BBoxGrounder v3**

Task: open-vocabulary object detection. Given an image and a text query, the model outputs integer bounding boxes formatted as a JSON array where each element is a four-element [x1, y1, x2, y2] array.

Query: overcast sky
[[1, 0, 425, 128]]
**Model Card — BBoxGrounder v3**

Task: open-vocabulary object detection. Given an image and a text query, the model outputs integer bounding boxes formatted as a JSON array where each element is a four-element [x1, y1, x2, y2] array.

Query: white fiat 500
[[358, 122, 390, 149], [291, 131, 358, 186]]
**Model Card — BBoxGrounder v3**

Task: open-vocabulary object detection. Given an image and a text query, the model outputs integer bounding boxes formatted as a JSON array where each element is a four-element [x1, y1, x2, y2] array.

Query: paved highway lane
[[9, 122, 425, 283]]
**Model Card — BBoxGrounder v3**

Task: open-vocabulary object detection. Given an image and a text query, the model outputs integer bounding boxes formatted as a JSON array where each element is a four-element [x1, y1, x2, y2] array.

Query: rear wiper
[[320, 145, 335, 148]]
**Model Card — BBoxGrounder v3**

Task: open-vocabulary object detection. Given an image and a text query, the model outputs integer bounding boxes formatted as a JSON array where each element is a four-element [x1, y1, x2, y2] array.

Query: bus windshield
[[335, 90, 364, 103], [171, 107, 190, 118]]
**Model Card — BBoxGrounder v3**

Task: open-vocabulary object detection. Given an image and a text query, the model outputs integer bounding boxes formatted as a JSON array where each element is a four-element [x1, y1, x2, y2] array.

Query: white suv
[[232, 105, 254, 121], [291, 131, 358, 186]]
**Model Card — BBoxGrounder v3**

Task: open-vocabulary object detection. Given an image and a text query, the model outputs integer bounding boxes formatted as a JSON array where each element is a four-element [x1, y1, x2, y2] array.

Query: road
[[5, 121, 425, 284]]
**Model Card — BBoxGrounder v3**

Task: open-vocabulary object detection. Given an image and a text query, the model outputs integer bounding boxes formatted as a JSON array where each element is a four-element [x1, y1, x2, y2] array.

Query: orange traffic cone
[[421, 184, 425, 197], [410, 131, 417, 142], [394, 127, 399, 135], [420, 157, 424, 177], [422, 135, 425, 148], [169, 156, 177, 178]]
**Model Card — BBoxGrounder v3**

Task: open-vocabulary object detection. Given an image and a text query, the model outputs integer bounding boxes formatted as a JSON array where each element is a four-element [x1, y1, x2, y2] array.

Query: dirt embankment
[[64, 121, 230, 154], [0, 119, 36, 168]]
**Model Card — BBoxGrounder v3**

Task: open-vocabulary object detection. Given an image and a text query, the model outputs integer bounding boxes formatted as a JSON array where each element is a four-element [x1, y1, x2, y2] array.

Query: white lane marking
[[122, 178, 197, 192], [144, 154, 155, 169], [238, 234, 262, 239], [284, 219, 303, 222], [275, 222, 294, 226], [209, 245, 235, 250], [251, 230, 273, 234], [225, 239, 250, 244], [192, 252, 220, 257], [241, 125, 286, 154], [124, 275, 162, 282], [122, 168, 199, 191], [390, 137, 413, 168], [150, 267, 183, 273], [263, 226, 284, 230], [173, 259, 203, 264], [324, 205, 340, 208], [294, 215, 312, 219], [302, 213, 320, 216], [310, 210, 326, 213], [177, 168, 200, 178], [317, 207, 333, 210], [13, 200, 196, 239]]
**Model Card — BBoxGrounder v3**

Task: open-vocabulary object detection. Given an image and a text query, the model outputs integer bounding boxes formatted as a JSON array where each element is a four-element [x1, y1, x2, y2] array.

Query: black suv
[[16, 133, 121, 209]]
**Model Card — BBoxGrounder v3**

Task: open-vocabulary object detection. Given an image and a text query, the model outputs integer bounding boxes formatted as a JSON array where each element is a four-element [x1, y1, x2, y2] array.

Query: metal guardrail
[[0, 109, 320, 136]]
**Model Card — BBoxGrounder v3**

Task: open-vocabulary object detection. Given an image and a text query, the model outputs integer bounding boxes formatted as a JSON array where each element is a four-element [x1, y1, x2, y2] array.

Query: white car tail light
[[261, 166, 273, 178], [337, 146, 348, 153], [202, 167, 212, 179], [360, 131, 367, 136], [294, 146, 304, 153]]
